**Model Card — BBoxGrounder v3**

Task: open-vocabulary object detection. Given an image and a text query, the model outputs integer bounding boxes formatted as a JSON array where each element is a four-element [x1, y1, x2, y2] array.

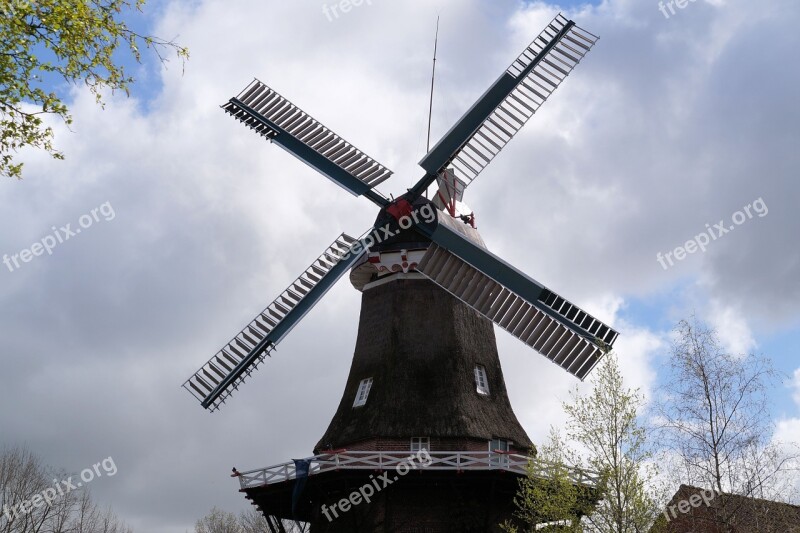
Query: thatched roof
[[315, 277, 532, 452]]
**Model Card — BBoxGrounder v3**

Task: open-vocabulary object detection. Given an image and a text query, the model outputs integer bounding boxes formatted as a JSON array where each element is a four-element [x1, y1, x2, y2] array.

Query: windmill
[[186, 13, 616, 531]]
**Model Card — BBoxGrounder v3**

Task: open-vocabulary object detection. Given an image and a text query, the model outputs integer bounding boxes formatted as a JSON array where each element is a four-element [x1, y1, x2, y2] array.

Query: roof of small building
[[651, 484, 800, 533]]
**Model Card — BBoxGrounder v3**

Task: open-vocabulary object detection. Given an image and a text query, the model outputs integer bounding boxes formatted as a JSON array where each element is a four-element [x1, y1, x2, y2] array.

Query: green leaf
[[0, 0, 189, 179]]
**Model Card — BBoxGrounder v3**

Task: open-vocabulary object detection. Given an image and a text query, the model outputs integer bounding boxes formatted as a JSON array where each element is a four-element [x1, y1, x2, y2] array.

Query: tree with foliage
[[502, 429, 587, 532], [504, 354, 660, 532], [654, 316, 799, 528], [0, 0, 188, 179], [565, 353, 660, 533], [0, 445, 132, 533]]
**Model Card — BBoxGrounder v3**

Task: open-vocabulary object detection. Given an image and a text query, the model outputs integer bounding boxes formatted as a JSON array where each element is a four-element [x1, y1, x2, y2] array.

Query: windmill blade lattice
[[223, 80, 393, 204], [417, 243, 616, 379], [184, 233, 364, 410], [416, 14, 598, 194]]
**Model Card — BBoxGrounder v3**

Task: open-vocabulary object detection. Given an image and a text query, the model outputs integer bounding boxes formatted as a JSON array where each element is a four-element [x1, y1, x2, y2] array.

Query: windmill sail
[[189, 14, 611, 415], [223, 80, 393, 203], [416, 240, 617, 380], [184, 233, 366, 410], [415, 14, 598, 194]]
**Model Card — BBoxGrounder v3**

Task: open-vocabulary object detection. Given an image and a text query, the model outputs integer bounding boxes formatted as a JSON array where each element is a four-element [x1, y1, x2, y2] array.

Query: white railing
[[235, 450, 600, 490]]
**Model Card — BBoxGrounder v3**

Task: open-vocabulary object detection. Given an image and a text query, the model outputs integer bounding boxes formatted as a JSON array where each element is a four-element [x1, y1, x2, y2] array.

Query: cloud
[[707, 299, 756, 355], [771, 369, 800, 499], [793, 369, 800, 407], [776, 368, 800, 438]]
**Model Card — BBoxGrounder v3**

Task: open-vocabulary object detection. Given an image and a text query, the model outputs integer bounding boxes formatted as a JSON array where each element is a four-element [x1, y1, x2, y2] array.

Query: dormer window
[[353, 377, 373, 407], [474, 365, 489, 395]]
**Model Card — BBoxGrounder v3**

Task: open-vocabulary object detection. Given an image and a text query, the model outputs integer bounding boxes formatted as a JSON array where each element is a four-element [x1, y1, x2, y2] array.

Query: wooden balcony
[[235, 450, 600, 490]]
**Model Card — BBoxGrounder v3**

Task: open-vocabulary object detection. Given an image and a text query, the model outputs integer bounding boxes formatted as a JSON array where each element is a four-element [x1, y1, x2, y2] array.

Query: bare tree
[[195, 507, 306, 533], [238, 509, 267, 533], [0, 445, 131, 533], [195, 507, 242, 533], [655, 317, 800, 528], [0, 446, 51, 533], [68, 490, 132, 533], [241, 508, 307, 533]]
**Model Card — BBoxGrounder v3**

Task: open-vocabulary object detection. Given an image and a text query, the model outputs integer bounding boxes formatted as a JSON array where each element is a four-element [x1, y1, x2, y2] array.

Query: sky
[[1, 0, 799, 530]]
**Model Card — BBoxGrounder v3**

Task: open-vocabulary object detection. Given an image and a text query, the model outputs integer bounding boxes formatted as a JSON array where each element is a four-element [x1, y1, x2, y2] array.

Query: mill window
[[410, 437, 430, 452], [489, 439, 511, 467], [353, 377, 373, 407], [474, 365, 490, 395]]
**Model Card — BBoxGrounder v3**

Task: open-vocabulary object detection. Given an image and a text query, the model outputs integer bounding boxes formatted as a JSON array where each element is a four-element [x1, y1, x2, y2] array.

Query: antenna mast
[[426, 16, 440, 153]]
